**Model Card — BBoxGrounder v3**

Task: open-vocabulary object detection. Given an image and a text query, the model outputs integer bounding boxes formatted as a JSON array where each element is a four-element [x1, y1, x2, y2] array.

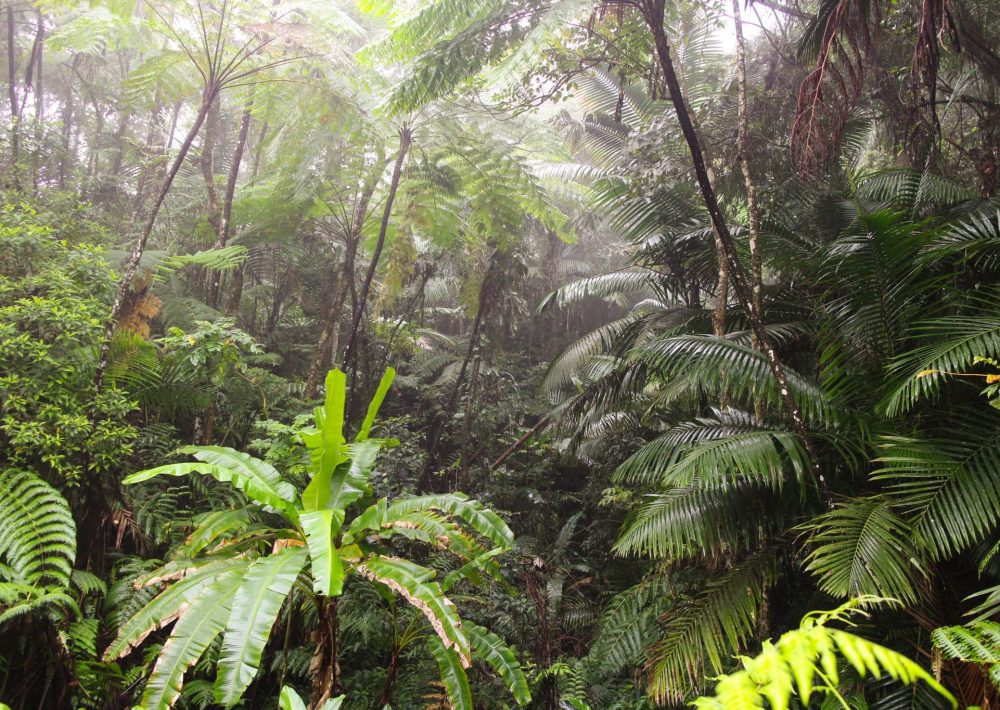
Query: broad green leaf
[[184, 509, 252, 557], [104, 558, 246, 661], [139, 567, 243, 710], [215, 547, 308, 706], [278, 686, 344, 710], [467, 622, 531, 705], [301, 370, 349, 511], [278, 686, 308, 710], [125, 448, 296, 516], [427, 634, 473, 710], [357, 555, 470, 665], [301, 510, 345, 597], [356, 366, 395, 441]]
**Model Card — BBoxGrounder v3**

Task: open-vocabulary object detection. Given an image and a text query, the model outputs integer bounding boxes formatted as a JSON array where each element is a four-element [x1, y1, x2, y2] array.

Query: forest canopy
[[2, 0, 1000, 708]]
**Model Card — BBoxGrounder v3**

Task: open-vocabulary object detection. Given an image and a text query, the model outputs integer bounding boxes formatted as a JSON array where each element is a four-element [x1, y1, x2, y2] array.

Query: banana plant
[[104, 368, 530, 710]]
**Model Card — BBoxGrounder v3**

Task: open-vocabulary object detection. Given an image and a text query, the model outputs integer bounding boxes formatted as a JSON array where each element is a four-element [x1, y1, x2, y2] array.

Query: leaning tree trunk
[[94, 85, 221, 391], [418, 253, 499, 492], [639, 0, 826, 491]]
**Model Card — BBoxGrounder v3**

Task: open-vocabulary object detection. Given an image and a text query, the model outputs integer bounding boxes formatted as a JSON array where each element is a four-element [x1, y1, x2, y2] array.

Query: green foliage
[[110, 369, 528, 709], [0, 203, 136, 484], [932, 621, 1000, 688], [693, 599, 956, 710], [0, 469, 76, 590]]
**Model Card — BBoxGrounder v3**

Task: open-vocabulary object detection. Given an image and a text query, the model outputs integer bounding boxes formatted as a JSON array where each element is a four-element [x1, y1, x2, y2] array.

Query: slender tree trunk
[[58, 57, 77, 188], [639, 0, 825, 490], [94, 87, 220, 391], [732, 0, 767, 420], [418, 253, 498, 491], [7, 3, 20, 184], [457, 354, 481, 487], [343, 125, 412, 371], [164, 99, 181, 150], [303, 164, 383, 397], [208, 97, 253, 308], [668, 26, 728, 336], [30, 11, 43, 191], [378, 646, 401, 708]]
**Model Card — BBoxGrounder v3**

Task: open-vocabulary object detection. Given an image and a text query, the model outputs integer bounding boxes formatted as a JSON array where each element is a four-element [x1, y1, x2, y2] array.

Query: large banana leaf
[[467, 622, 531, 705], [215, 547, 309, 706], [427, 634, 473, 710], [357, 555, 470, 665], [125, 446, 297, 516], [302, 370, 349, 511], [301, 510, 345, 597], [104, 558, 247, 661], [356, 366, 395, 441], [140, 566, 243, 709]]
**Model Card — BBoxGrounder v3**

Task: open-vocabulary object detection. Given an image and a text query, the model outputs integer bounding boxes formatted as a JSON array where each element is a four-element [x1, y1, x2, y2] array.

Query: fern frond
[[0, 469, 76, 587]]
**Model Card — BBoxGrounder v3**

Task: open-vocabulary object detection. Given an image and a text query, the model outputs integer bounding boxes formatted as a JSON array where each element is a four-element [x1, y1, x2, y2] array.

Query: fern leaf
[[0, 469, 76, 587]]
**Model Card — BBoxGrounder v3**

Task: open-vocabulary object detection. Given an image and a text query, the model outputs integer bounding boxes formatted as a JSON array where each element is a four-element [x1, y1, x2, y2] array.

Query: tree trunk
[[418, 253, 498, 492], [58, 56, 77, 188], [30, 11, 43, 191], [639, 0, 825, 491], [342, 125, 412, 371], [6, 3, 20, 184], [309, 598, 340, 708], [94, 86, 220, 391], [303, 163, 383, 397], [198, 97, 219, 239], [208, 98, 253, 308]]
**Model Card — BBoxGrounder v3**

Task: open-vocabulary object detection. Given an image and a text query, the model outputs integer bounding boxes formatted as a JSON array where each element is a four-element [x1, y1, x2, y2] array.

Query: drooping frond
[[613, 480, 785, 560], [804, 496, 926, 605], [646, 552, 778, 704], [614, 414, 810, 491], [632, 335, 843, 426], [873, 431, 1000, 560], [880, 308, 1000, 416], [586, 576, 672, 679]]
